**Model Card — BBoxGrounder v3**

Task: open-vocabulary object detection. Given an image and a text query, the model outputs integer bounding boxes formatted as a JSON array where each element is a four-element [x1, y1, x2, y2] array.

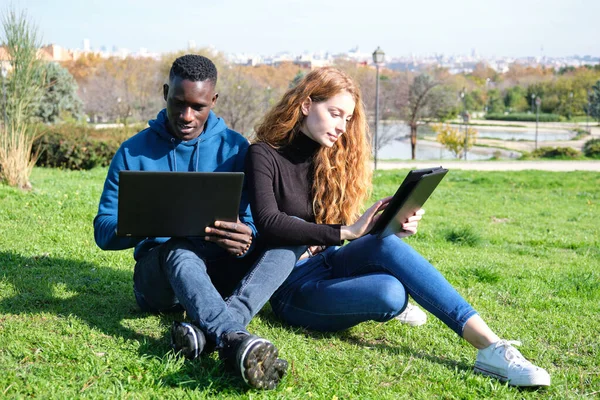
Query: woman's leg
[[271, 251, 408, 331], [462, 315, 500, 349], [328, 235, 550, 387], [326, 234, 478, 336]]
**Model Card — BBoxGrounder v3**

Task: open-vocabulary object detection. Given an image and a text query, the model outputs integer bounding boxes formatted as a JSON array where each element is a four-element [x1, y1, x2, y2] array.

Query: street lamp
[[535, 96, 542, 150], [1, 64, 7, 128], [586, 90, 591, 134], [460, 89, 468, 160], [531, 93, 536, 114], [372, 46, 385, 170], [568, 91, 573, 121]]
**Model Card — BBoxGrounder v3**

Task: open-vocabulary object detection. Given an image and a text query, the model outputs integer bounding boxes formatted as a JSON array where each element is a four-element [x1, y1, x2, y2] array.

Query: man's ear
[[163, 84, 169, 102], [301, 97, 312, 116], [211, 93, 219, 108]]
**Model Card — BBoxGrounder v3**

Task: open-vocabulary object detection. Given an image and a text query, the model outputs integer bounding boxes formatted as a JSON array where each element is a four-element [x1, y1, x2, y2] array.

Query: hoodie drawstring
[[195, 140, 200, 172], [170, 138, 177, 172], [170, 137, 200, 172]]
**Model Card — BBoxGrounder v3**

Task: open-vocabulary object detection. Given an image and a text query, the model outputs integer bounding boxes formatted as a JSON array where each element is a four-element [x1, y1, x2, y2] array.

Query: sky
[[9, 0, 600, 58]]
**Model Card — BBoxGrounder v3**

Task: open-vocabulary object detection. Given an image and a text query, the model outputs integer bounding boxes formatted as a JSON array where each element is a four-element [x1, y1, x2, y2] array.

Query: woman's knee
[[371, 275, 407, 320]]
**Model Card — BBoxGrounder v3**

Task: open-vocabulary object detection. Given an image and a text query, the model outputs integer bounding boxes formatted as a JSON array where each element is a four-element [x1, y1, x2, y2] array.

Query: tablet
[[370, 167, 448, 239], [117, 171, 244, 237]]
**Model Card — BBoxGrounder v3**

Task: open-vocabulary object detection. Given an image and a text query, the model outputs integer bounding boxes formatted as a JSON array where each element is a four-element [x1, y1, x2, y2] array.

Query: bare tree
[[79, 57, 162, 124], [215, 66, 273, 138], [404, 74, 439, 160]]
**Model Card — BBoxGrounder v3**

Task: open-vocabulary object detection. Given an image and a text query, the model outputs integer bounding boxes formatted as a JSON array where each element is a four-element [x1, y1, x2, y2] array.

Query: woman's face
[[299, 91, 356, 148]]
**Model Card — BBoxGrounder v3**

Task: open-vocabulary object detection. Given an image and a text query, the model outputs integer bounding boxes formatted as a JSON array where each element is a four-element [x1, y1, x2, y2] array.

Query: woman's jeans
[[270, 234, 478, 335], [133, 237, 301, 345]]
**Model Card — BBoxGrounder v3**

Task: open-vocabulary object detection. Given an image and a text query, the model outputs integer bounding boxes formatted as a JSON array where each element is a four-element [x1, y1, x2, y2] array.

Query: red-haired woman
[[245, 67, 550, 388]]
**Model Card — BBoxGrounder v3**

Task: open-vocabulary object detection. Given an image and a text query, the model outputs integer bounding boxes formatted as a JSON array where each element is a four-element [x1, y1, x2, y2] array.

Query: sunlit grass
[[1, 167, 599, 398]]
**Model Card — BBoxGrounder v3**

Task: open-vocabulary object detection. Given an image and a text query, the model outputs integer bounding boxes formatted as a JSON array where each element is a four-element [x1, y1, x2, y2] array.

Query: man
[[94, 55, 295, 390]]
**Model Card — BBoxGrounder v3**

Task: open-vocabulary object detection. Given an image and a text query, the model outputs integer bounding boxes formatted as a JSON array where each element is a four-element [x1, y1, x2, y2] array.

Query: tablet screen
[[371, 167, 448, 239]]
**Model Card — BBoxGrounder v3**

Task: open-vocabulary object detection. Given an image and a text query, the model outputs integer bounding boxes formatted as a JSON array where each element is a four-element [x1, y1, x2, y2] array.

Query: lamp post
[[372, 46, 385, 170], [460, 89, 468, 160], [1, 64, 7, 128], [531, 93, 536, 114], [535, 96, 541, 150], [586, 90, 591, 134], [568, 91, 573, 121]]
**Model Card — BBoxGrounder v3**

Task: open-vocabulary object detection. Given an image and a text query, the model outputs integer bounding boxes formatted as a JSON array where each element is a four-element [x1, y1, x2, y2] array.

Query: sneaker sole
[[396, 316, 427, 326], [238, 338, 288, 390], [171, 322, 201, 360], [474, 363, 551, 387]]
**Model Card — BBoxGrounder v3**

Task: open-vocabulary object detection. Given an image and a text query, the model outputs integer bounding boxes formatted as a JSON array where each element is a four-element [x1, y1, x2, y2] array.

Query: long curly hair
[[254, 67, 372, 225]]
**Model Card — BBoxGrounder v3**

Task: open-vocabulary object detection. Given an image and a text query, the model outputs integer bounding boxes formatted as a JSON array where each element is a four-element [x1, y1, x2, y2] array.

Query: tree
[[36, 62, 83, 123], [79, 56, 162, 124], [589, 80, 600, 123], [402, 74, 458, 160], [215, 66, 273, 138], [487, 89, 505, 114], [433, 123, 478, 159], [0, 7, 44, 189], [503, 86, 528, 113]]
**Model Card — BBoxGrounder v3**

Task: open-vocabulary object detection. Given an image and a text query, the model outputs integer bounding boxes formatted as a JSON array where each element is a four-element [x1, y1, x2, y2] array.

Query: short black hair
[[169, 54, 217, 85]]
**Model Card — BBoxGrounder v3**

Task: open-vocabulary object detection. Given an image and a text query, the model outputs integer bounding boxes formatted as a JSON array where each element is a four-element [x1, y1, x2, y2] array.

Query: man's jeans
[[133, 237, 302, 345], [270, 234, 478, 335]]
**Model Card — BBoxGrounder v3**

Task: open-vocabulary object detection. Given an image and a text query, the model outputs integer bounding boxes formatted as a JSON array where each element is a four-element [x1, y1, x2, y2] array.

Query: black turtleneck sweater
[[245, 133, 342, 246]]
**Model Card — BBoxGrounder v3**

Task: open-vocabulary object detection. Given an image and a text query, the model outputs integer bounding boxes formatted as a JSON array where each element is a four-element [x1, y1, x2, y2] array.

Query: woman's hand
[[395, 209, 425, 239], [298, 245, 327, 261], [340, 196, 392, 241]]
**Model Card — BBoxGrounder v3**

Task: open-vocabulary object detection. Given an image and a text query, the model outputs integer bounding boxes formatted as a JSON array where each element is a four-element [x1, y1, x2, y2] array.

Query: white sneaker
[[474, 340, 551, 387], [395, 302, 427, 326]]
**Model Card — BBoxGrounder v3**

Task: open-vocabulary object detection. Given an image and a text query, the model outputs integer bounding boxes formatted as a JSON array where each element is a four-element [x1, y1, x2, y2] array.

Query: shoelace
[[494, 340, 533, 369]]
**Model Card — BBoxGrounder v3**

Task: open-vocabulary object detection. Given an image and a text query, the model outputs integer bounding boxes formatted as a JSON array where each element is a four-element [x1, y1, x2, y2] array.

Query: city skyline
[[11, 0, 600, 59]]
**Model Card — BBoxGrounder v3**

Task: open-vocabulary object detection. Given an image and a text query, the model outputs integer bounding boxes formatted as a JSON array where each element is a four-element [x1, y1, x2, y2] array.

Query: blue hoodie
[[93, 109, 256, 261]]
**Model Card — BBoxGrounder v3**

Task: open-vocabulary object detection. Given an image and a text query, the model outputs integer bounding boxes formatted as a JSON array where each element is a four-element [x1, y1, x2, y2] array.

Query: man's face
[[163, 77, 218, 140]]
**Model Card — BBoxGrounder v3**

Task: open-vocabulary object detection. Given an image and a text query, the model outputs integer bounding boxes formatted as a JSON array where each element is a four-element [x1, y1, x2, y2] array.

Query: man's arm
[[93, 147, 143, 251]]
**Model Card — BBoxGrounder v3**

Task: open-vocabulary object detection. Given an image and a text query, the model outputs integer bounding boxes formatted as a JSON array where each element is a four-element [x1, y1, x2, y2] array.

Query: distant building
[[39, 44, 76, 62]]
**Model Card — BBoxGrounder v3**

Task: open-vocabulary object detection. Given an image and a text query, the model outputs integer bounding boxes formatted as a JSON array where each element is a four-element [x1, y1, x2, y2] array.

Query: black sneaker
[[219, 332, 288, 390], [171, 321, 206, 360]]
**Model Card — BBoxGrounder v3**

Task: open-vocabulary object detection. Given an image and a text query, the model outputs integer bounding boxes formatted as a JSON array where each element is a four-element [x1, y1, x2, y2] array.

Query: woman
[[245, 67, 550, 387]]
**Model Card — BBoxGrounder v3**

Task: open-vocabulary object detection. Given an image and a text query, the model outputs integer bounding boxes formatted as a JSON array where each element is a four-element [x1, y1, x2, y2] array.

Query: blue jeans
[[133, 238, 300, 345], [270, 234, 478, 335]]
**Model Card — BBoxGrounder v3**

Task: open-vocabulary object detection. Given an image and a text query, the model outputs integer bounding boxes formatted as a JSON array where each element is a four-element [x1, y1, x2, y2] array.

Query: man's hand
[[205, 218, 253, 256]]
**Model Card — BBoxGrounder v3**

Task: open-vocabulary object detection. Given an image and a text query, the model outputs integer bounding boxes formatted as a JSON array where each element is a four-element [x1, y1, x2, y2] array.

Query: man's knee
[[161, 238, 206, 271]]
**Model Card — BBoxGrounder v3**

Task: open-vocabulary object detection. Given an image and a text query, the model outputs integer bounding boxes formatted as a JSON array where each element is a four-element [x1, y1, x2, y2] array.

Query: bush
[[32, 123, 138, 170], [485, 113, 563, 122], [583, 138, 600, 159], [531, 146, 581, 159]]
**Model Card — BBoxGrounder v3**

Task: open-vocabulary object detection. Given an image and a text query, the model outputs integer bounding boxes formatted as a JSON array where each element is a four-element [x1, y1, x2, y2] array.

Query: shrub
[[34, 132, 119, 170], [583, 138, 600, 159], [485, 113, 563, 122], [531, 146, 581, 159], [32, 123, 138, 170]]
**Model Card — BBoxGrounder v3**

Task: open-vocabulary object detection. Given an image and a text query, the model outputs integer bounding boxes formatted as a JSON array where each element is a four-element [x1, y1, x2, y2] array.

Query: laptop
[[370, 167, 448, 239], [117, 171, 244, 237]]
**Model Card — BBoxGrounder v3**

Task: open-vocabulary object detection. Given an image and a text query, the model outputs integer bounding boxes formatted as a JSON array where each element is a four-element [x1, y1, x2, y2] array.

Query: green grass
[[1, 167, 599, 399]]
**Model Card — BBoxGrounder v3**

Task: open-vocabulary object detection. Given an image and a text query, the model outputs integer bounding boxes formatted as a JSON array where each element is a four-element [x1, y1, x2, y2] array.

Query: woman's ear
[[301, 97, 312, 116]]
